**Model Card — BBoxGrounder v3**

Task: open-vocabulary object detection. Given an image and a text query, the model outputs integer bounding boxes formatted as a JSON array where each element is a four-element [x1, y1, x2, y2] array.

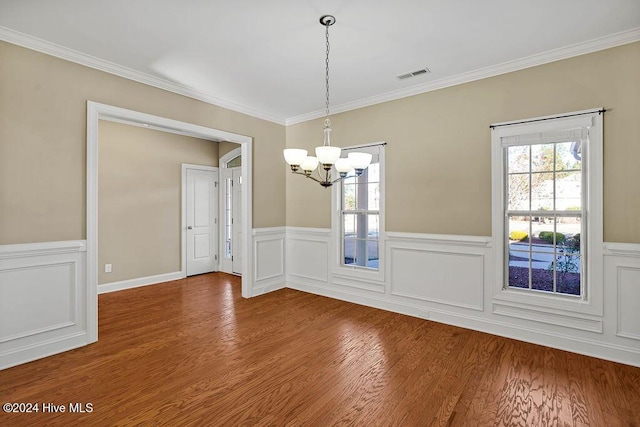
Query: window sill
[[493, 286, 602, 317], [332, 264, 385, 284]]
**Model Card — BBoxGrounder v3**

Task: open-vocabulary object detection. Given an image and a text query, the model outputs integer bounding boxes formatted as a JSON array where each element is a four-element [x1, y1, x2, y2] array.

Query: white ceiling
[[1, 1, 639, 124]]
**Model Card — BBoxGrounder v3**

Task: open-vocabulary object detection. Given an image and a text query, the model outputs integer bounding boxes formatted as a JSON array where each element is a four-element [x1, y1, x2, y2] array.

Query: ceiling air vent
[[397, 67, 431, 80]]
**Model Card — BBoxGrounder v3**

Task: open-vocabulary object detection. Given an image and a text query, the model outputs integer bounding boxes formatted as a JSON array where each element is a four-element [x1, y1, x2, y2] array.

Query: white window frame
[[332, 143, 385, 283], [491, 109, 603, 317]]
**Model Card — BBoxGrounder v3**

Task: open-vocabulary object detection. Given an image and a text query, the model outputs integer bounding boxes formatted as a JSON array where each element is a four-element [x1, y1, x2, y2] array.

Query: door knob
[[187, 226, 193, 229]]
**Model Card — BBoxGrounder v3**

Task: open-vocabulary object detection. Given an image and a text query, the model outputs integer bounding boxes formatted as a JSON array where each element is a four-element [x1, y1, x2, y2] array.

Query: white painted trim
[[285, 27, 640, 125], [220, 146, 242, 168], [286, 227, 332, 237], [604, 242, 640, 257], [493, 303, 602, 333], [0, 26, 285, 125], [252, 226, 287, 236], [0, 332, 88, 371], [0, 319, 76, 345], [0, 240, 86, 259], [181, 164, 219, 277], [87, 101, 255, 311], [98, 271, 184, 294], [252, 280, 286, 296], [386, 232, 491, 247]]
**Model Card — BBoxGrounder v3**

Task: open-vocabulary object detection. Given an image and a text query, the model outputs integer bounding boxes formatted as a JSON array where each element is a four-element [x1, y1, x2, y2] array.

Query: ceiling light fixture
[[283, 15, 372, 188]]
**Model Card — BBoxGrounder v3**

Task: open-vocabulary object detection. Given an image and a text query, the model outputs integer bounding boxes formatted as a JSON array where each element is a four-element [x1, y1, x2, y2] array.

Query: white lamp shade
[[315, 146, 341, 165], [334, 158, 352, 173], [348, 152, 373, 169], [284, 148, 308, 166], [300, 156, 319, 171]]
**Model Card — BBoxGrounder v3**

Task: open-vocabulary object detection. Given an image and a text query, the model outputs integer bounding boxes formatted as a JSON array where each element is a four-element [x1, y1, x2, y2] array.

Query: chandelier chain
[[325, 22, 330, 121]]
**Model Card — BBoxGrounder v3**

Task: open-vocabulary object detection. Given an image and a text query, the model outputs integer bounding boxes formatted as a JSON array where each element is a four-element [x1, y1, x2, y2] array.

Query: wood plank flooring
[[1, 273, 639, 426]]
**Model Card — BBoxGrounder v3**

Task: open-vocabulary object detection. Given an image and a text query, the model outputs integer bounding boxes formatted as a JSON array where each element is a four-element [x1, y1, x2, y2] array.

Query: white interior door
[[231, 168, 242, 274], [186, 167, 218, 276]]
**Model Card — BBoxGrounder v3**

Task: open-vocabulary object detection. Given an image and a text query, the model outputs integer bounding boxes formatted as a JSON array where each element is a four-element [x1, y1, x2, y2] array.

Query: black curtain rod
[[489, 109, 606, 129], [343, 142, 387, 150]]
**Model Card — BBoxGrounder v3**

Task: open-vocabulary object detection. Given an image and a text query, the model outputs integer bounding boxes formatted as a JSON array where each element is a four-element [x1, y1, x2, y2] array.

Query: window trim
[[491, 110, 603, 317], [332, 143, 386, 283]]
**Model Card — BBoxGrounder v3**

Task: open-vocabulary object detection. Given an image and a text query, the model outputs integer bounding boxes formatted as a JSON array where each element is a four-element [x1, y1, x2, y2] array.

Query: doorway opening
[[87, 101, 254, 342]]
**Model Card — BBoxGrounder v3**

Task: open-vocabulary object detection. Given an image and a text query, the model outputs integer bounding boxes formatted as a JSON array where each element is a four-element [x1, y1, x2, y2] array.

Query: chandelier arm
[[330, 176, 347, 185], [291, 170, 324, 184], [330, 169, 365, 184], [305, 174, 323, 184]]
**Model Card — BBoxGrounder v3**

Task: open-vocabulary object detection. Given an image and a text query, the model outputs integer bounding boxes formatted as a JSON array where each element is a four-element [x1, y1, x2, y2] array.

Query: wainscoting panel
[[286, 228, 330, 283], [605, 243, 640, 342], [252, 227, 286, 295], [618, 266, 640, 340], [0, 241, 89, 370], [0, 262, 76, 342], [390, 247, 484, 311]]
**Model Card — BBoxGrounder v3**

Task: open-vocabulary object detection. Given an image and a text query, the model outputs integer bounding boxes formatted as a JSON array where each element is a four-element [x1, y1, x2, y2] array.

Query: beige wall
[[98, 121, 218, 284], [0, 41, 285, 245], [286, 42, 640, 243], [219, 141, 241, 160], [2, 40, 639, 246]]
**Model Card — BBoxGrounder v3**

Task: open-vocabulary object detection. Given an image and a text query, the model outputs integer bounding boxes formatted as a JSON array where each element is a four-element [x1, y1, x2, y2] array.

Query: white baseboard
[[287, 278, 640, 368], [0, 332, 88, 371], [253, 280, 286, 297], [98, 271, 184, 294]]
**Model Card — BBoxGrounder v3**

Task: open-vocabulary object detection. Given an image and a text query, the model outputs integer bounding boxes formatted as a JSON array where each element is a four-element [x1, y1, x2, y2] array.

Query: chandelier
[[283, 15, 372, 188]]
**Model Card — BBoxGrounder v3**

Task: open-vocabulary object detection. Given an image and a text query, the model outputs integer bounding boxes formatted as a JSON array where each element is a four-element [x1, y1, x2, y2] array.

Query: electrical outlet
[[105, 264, 112, 273]]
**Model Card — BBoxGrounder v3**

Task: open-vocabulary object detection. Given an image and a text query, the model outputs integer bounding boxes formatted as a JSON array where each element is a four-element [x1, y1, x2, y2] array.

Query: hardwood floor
[[1, 273, 639, 426]]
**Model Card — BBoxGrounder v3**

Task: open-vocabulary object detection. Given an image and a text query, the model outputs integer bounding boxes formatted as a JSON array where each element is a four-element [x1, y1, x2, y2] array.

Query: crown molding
[[286, 27, 640, 125], [0, 26, 286, 125], [2, 24, 638, 128]]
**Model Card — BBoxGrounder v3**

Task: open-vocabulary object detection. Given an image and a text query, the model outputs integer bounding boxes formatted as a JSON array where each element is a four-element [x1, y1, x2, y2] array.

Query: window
[[335, 144, 385, 274], [505, 133, 585, 296], [491, 110, 603, 314]]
